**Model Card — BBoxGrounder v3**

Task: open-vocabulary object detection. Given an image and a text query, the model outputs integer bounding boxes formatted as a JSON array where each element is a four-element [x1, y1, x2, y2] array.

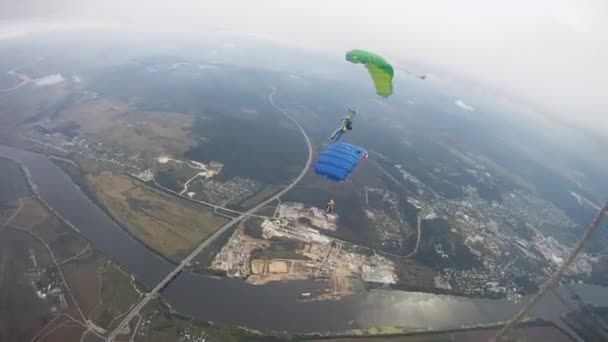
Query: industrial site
[[211, 202, 398, 300]]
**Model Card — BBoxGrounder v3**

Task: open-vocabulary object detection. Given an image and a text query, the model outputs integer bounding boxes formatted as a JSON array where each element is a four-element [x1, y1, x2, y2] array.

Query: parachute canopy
[[314, 142, 368, 182], [346, 50, 394, 98]]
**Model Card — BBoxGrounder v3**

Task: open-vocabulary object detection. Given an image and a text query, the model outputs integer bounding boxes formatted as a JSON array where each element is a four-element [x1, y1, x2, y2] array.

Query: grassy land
[[0, 158, 32, 202], [154, 161, 200, 193], [57, 98, 196, 156], [304, 335, 450, 342], [0, 228, 54, 342], [239, 184, 283, 210], [4, 194, 142, 339], [11, 197, 49, 228], [5, 196, 89, 263], [133, 299, 275, 342], [19, 198, 90, 263], [60, 249, 142, 332], [301, 322, 575, 342], [87, 171, 228, 260], [37, 322, 87, 342], [62, 251, 106, 318], [0, 160, 87, 342], [91, 264, 142, 330]]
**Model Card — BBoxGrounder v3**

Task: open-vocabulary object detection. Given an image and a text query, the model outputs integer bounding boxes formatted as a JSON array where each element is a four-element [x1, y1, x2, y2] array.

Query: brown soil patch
[[62, 253, 105, 317], [39, 321, 86, 342], [268, 260, 291, 274], [11, 198, 49, 229], [250, 259, 266, 275]]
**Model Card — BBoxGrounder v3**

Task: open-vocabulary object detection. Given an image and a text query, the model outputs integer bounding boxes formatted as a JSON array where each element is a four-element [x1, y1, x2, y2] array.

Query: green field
[[136, 299, 274, 342], [91, 264, 141, 329], [87, 172, 228, 260], [302, 321, 575, 342]]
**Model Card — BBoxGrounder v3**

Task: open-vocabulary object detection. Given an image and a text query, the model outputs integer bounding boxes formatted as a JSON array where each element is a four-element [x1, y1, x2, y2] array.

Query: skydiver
[[323, 199, 335, 218], [329, 109, 356, 141]]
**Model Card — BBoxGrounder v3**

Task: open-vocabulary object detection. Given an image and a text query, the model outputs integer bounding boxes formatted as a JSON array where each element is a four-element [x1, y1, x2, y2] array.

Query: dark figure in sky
[[323, 199, 335, 218], [329, 110, 356, 141]]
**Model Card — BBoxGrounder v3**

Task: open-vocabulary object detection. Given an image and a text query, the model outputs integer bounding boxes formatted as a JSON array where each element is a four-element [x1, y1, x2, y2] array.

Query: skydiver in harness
[[329, 108, 357, 141], [323, 199, 335, 218]]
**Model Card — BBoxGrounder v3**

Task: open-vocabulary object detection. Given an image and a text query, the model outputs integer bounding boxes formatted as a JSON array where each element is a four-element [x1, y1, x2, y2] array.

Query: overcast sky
[[1, 0, 606, 140]]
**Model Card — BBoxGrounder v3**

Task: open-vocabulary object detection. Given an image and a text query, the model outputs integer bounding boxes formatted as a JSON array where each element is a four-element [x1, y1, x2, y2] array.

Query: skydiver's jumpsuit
[[330, 117, 353, 141], [324, 200, 335, 217]]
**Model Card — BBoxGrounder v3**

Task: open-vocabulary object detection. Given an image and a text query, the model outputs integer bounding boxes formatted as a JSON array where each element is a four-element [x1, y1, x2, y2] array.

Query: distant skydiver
[[329, 108, 357, 141], [417, 74, 426, 80], [324, 199, 335, 218]]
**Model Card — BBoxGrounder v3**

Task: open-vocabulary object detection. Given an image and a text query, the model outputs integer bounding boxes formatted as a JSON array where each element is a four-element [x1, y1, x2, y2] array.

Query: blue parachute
[[314, 142, 368, 182]]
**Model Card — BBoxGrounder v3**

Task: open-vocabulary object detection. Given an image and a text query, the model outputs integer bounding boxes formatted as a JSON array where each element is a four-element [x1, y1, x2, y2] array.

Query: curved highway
[[107, 87, 313, 341]]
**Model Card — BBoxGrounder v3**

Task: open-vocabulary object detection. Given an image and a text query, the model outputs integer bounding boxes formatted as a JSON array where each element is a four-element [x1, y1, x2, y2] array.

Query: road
[[106, 86, 313, 341], [404, 209, 425, 259]]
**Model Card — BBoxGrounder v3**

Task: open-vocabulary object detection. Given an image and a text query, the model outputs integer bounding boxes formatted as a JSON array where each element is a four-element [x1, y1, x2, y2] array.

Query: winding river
[[1, 144, 607, 336]]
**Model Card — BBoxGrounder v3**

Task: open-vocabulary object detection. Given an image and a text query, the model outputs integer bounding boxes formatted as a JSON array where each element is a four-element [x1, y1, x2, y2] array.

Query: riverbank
[[300, 320, 577, 341]]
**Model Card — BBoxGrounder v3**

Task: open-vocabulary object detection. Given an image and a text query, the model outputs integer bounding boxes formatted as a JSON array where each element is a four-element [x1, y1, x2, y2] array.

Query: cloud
[[0, 20, 122, 41], [0, 0, 606, 141], [34, 74, 64, 86], [455, 99, 475, 112]]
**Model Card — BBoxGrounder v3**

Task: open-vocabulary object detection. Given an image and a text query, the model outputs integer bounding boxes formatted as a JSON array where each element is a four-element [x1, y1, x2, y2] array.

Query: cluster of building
[[25, 123, 262, 210], [361, 262, 398, 284], [212, 209, 399, 296], [277, 202, 337, 231], [22, 124, 146, 173], [437, 264, 527, 298], [177, 325, 209, 342], [26, 250, 68, 314], [394, 164, 426, 196], [190, 177, 261, 206], [133, 300, 208, 341], [388, 155, 595, 297], [364, 187, 410, 249], [133, 308, 161, 339], [365, 208, 405, 250]]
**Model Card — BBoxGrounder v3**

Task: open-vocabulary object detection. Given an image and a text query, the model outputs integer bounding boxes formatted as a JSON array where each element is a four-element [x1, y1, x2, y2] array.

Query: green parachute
[[346, 50, 394, 98]]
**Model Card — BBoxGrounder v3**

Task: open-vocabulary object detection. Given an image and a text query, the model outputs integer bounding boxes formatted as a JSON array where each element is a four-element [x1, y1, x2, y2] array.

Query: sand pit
[[268, 260, 290, 274], [250, 259, 266, 274]]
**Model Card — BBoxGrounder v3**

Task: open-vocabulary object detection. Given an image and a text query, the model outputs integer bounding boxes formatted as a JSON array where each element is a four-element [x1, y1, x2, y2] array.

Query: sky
[[0, 0, 606, 141]]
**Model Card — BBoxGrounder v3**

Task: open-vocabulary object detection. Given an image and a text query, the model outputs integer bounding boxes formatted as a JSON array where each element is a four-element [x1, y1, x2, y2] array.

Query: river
[[1, 144, 607, 336]]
